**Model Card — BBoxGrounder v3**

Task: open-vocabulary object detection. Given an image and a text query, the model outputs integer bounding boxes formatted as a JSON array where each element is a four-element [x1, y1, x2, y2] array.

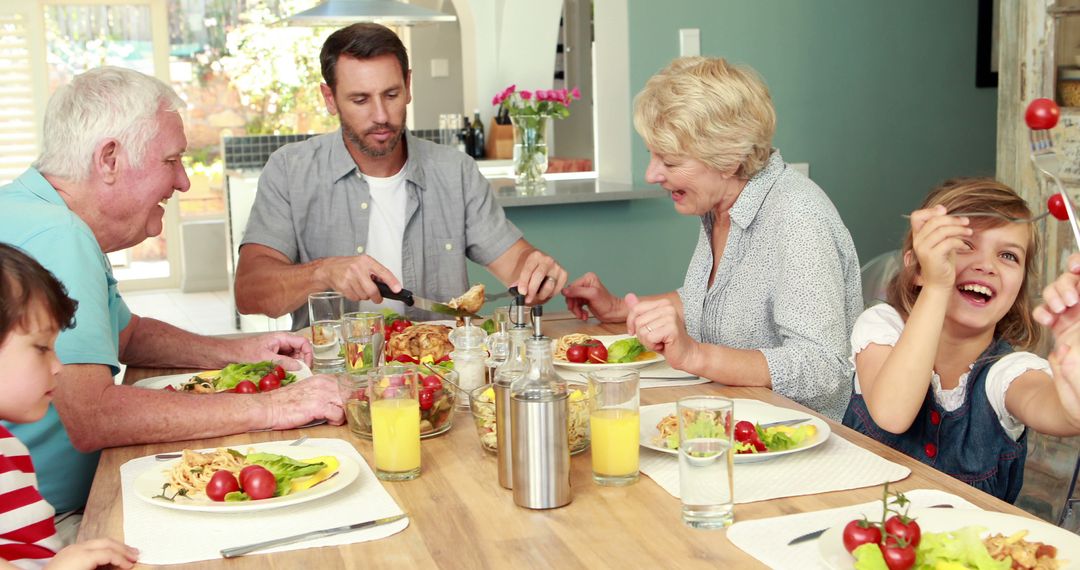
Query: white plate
[[552, 334, 666, 371], [638, 398, 831, 463], [132, 442, 359, 513], [818, 507, 1080, 569], [132, 361, 313, 390]]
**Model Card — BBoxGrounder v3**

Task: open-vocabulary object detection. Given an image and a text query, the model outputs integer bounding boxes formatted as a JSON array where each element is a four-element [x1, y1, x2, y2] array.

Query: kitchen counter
[[226, 169, 668, 208]]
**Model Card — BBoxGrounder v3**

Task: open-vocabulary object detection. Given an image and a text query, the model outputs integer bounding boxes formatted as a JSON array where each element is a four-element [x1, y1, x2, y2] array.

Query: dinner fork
[[1029, 123, 1080, 247], [155, 434, 308, 460]]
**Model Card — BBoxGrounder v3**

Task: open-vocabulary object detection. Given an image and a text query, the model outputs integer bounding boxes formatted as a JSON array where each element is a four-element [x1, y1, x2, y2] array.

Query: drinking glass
[[343, 312, 385, 373], [338, 370, 372, 440], [308, 292, 345, 371], [677, 396, 734, 529], [587, 369, 640, 486], [370, 365, 421, 481]]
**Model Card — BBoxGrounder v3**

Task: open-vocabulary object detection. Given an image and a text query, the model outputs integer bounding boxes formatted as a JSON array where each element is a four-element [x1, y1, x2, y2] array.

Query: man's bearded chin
[[343, 120, 405, 158]]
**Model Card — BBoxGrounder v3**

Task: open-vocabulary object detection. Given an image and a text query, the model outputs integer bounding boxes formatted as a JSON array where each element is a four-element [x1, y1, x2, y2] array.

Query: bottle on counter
[[458, 115, 472, 154], [510, 305, 572, 509], [470, 109, 485, 159]]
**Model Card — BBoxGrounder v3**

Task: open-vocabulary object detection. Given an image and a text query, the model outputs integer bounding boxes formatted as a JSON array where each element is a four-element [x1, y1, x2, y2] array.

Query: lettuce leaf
[[606, 338, 646, 363], [915, 526, 1010, 570]]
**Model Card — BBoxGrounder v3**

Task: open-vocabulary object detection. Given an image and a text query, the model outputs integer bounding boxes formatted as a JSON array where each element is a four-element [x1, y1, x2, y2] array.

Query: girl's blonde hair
[[633, 56, 775, 179], [887, 178, 1040, 349]]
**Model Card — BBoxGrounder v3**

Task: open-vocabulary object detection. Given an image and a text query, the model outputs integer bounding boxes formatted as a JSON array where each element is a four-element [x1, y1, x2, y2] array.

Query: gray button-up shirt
[[243, 130, 523, 328], [678, 151, 862, 420]]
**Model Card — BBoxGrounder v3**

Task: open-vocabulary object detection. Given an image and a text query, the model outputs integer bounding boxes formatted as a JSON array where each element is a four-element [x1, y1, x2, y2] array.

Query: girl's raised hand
[[909, 205, 972, 291]]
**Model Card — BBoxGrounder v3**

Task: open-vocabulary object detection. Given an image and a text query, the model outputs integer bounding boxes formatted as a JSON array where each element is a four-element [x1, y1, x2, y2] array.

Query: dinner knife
[[220, 513, 408, 558], [374, 281, 479, 318]]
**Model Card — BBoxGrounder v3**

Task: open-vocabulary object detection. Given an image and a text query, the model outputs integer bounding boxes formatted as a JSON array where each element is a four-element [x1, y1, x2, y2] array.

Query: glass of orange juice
[[587, 369, 640, 486], [370, 365, 421, 481]]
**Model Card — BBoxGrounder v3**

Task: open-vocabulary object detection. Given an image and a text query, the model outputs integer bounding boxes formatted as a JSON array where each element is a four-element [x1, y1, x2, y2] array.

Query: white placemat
[[726, 489, 978, 570], [639, 433, 911, 503], [120, 438, 407, 565]]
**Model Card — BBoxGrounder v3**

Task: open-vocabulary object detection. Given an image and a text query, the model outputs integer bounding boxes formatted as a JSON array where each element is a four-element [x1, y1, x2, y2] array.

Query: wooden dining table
[[78, 314, 1035, 569]]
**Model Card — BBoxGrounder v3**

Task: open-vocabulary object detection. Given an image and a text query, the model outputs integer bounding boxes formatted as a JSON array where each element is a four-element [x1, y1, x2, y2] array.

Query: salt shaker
[[449, 323, 488, 410]]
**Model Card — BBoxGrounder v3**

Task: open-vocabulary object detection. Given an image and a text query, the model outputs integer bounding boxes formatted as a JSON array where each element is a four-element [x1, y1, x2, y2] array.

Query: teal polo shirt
[[0, 168, 131, 512]]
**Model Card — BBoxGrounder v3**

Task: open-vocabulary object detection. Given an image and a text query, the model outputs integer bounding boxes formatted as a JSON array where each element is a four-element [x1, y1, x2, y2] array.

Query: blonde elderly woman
[[562, 57, 862, 420]]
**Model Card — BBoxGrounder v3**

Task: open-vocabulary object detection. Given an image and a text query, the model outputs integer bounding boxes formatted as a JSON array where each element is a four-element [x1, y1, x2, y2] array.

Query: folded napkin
[[639, 433, 911, 503], [120, 438, 406, 565], [726, 489, 978, 569]]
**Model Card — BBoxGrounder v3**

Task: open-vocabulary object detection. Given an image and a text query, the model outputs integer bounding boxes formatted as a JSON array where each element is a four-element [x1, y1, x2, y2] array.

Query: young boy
[[0, 244, 138, 569]]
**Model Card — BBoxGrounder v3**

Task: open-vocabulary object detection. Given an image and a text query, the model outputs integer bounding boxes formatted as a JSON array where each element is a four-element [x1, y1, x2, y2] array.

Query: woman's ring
[[646, 324, 654, 333]]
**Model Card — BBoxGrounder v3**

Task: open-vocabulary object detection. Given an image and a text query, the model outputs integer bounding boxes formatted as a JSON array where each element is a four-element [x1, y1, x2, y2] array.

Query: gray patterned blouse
[[678, 151, 862, 420]]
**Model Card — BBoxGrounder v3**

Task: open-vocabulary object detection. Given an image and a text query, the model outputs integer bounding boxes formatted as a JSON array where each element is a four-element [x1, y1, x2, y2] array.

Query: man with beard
[[235, 24, 567, 328]]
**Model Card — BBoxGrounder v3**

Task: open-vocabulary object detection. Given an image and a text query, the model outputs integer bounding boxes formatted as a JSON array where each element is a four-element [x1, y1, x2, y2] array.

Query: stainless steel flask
[[510, 307, 572, 509]]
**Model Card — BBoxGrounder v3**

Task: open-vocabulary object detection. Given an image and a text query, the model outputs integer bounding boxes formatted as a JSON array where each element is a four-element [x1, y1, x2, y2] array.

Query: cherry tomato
[[238, 465, 263, 488], [566, 344, 589, 363], [882, 541, 916, 570], [733, 421, 758, 443], [587, 343, 608, 364], [1025, 98, 1060, 130], [422, 375, 442, 390], [241, 466, 277, 500], [884, 515, 921, 549], [842, 519, 883, 554], [258, 373, 282, 392], [272, 365, 286, 380], [234, 380, 259, 394], [391, 319, 412, 334], [419, 388, 435, 411], [206, 470, 240, 502], [1049, 192, 1069, 221]]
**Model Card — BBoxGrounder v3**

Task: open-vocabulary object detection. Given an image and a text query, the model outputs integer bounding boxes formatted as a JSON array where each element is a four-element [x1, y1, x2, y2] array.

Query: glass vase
[[511, 115, 549, 189]]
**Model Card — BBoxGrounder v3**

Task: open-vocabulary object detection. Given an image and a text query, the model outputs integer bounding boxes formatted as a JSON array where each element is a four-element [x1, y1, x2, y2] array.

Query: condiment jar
[[449, 324, 488, 410]]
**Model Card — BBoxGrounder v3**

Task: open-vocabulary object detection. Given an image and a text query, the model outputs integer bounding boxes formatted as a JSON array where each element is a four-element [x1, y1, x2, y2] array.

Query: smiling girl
[[842, 178, 1080, 502], [0, 244, 138, 569]]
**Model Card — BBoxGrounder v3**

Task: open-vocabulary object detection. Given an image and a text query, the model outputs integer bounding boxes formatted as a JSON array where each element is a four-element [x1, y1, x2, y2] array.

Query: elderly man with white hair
[[0, 66, 346, 517]]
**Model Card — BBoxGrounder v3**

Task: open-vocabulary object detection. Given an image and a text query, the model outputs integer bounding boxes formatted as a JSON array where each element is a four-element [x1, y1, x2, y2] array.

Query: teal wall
[[471, 0, 997, 299]]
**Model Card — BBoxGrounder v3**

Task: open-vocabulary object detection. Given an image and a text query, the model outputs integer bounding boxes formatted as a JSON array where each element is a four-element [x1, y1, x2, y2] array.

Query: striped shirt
[[0, 426, 60, 568]]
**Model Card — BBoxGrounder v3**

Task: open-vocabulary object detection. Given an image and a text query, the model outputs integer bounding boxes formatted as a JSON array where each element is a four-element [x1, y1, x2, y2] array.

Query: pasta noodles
[[554, 333, 594, 361], [653, 413, 679, 448], [166, 448, 246, 497]]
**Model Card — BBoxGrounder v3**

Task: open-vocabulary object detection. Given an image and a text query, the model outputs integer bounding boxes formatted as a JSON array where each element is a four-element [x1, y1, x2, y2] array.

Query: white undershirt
[[850, 303, 1050, 440], [358, 165, 408, 315]]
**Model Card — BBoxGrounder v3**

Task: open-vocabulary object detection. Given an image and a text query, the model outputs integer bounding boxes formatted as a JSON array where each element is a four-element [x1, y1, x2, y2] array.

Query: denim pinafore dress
[[842, 339, 1027, 502]]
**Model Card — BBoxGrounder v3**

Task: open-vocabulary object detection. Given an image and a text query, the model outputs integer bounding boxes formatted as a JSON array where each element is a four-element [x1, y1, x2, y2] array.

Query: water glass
[[343, 311, 385, 373], [370, 365, 421, 481], [308, 292, 345, 372], [677, 396, 734, 529], [587, 369, 640, 486]]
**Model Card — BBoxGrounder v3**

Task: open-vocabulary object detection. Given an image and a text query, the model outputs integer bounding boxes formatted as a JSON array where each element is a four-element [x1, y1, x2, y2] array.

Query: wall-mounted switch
[[679, 28, 700, 57], [431, 58, 449, 78]]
